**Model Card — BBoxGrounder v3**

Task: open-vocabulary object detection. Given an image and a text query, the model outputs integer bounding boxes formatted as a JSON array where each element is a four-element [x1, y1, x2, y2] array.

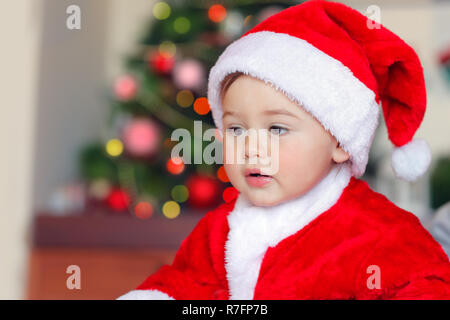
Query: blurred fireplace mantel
[[32, 209, 205, 249], [27, 208, 208, 300]]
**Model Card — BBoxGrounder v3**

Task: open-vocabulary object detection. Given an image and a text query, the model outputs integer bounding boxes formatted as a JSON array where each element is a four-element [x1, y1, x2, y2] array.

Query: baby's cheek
[[276, 141, 315, 181]]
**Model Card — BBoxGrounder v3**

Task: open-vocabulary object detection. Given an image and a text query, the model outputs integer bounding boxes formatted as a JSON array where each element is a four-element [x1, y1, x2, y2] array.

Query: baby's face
[[221, 75, 348, 207]]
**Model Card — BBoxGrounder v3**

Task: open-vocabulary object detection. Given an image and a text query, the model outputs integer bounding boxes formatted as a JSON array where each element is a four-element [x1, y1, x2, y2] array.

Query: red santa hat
[[207, 0, 431, 182]]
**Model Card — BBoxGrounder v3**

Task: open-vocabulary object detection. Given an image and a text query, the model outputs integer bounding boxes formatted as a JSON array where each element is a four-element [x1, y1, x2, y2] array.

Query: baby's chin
[[244, 191, 285, 207]]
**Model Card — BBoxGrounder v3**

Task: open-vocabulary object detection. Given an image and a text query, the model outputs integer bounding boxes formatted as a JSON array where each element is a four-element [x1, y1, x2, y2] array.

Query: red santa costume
[[118, 0, 450, 299]]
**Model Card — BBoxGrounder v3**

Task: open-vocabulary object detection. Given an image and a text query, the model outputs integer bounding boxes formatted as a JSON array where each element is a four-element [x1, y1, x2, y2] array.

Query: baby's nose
[[244, 129, 269, 161]]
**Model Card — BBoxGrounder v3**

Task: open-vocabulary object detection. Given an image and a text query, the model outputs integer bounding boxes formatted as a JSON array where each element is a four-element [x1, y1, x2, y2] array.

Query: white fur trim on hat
[[391, 138, 432, 182], [117, 289, 175, 300], [207, 31, 380, 178]]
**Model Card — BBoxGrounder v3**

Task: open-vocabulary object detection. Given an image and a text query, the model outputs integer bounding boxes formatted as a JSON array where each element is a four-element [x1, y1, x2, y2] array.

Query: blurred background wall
[[1, 0, 449, 299], [0, 0, 160, 300], [0, 0, 41, 300]]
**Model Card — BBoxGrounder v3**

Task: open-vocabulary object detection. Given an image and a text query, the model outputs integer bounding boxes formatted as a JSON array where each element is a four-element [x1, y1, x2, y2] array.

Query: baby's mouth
[[244, 169, 273, 187]]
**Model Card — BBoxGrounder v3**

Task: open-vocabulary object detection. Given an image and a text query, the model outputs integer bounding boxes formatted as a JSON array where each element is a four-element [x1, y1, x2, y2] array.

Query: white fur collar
[[225, 163, 352, 299]]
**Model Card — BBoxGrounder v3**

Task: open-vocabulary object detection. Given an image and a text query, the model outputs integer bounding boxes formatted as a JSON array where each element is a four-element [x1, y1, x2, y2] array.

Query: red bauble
[[148, 51, 175, 74], [186, 174, 221, 209], [106, 188, 131, 212]]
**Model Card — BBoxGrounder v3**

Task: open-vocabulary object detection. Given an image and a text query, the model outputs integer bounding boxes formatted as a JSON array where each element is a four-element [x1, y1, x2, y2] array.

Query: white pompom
[[391, 138, 432, 182]]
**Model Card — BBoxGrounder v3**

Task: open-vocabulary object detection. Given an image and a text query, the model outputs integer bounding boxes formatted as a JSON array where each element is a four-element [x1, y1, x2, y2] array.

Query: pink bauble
[[173, 59, 205, 90], [122, 118, 160, 157], [114, 75, 138, 101]]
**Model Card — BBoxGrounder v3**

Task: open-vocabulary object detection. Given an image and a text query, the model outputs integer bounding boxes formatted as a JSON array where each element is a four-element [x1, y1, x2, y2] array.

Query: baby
[[118, 0, 450, 299]]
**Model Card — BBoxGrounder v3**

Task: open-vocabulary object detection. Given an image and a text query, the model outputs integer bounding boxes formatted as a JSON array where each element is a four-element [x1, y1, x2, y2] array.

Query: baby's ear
[[332, 143, 350, 163], [215, 128, 223, 142]]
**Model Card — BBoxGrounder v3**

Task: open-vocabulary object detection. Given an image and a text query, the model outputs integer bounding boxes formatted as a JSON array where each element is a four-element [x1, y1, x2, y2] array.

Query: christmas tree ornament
[[173, 59, 205, 91], [186, 174, 221, 208], [106, 188, 131, 212], [176, 89, 194, 108], [193, 97, 210, 115], [114, 75, 138, 101], [173, 16, 191, 34], [148, 51, 175, 74], [135, 201, 154, 219], [159, 41, 176, 58], [105, 139, 124, 157], [122, 118, 161, 157], [153, 1, 171, 20], [171, 185, 189, 203], [208, 4, 226, 23], [162, 200, 180, 219], [166, 157, 185, 175]]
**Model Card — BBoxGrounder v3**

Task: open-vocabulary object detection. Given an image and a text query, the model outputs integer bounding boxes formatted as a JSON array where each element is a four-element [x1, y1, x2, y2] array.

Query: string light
[[193, 97, 210, 115], [171, 185, 189, 203], [162, 200, 180, 219], [135, 201, 154, 219], [208, 4, 227, 23], [174, 17, 191, 34], [176, 90, 194, 108], [153, 2, 171, 20], [159, 41, 176, 58], [166, 157, 185, 175], [106, 139, 124, 157]]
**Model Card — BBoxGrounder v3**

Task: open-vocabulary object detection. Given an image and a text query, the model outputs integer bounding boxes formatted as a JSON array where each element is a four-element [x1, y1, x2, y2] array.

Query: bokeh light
[[114, 75, 137, 101], [171, 185, 189, 203], [135, 201, 154, 219], [153, 2, 171, 20], [174, 17, 191, 34], [162, 200, 180, 219], [176, 90, 194, 107], [208, 4, 227, 23], [193, 97, 210, 115], [106, 139, 124, 157], [159, 41, 176, 58], [166, 157, 185, 175]]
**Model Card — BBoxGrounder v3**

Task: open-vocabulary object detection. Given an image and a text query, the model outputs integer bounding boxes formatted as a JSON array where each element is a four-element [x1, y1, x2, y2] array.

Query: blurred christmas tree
[[78, 0, 298, 218]]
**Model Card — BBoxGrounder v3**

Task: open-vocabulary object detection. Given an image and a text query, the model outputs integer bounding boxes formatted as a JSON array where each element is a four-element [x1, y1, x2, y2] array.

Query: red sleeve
[[134, 210, 226, 300], [355, 219, 450, 300]]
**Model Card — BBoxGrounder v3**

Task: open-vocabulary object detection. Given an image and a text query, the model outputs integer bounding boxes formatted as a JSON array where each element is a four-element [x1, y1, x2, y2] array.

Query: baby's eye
[[270, 125, 288, 135], [226, 126, 245, 136]]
